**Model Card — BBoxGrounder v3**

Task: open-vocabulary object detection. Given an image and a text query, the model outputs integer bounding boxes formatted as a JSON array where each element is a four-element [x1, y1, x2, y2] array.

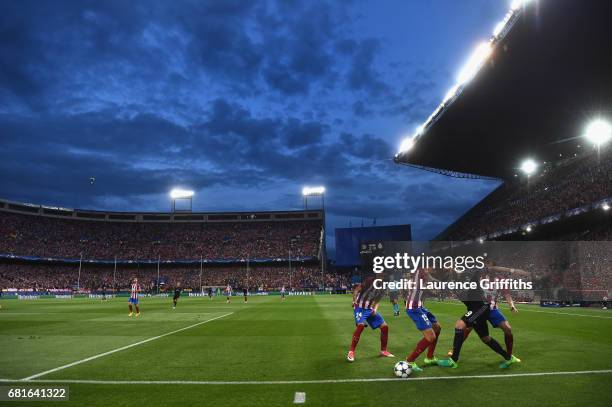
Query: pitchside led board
[[359, 241, 611, 305]]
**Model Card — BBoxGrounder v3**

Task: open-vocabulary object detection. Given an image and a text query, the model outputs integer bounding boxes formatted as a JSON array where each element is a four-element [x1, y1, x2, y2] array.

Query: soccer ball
[[393, 361, 412, 378]]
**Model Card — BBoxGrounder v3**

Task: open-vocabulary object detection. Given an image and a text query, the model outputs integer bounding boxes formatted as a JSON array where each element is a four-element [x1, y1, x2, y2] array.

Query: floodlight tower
[[170, 188, 194, 212], [302, 186, 325, 210], [302, 186, 327, 275]]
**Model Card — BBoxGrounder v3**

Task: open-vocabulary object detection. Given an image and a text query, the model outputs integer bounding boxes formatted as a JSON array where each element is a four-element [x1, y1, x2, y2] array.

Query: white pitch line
[[21, 312, 233, 381], [3, 369, 611, 385], [514, 309, 612, 319], [441, 301, 612, 319]]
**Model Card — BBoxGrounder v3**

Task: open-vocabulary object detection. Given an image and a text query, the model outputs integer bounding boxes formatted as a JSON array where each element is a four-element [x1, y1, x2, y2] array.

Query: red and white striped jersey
[[130, 283, 139, 299], [405, 269, 424, 310], [355, 277, 383, 309]]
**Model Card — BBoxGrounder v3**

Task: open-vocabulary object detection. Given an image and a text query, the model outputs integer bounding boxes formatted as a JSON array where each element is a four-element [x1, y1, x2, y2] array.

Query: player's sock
[[451, 328, 464, 362], [407, 337, 430, 362], [485, 338, 509, 360], [504, 332, 513, 356], [380, 324, 389, 351], [349, 324, 365, 352], [427, 327, 440, 359]]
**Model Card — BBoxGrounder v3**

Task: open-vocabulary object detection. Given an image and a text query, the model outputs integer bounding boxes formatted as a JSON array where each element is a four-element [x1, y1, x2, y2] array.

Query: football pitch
[[0, 295, 611, 406]]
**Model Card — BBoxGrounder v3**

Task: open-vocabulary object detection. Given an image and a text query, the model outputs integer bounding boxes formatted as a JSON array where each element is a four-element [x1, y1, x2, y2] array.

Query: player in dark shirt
[[208, 287, 213, 300], [438, 267, 519, 369], [242, 287, 248, 303], [172, 284, 182, 309]]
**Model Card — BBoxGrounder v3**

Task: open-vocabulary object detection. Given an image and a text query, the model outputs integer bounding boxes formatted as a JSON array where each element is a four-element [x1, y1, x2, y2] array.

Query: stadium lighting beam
[[398, 137, 415, 154], [510, 0, 533, 11], [603, 203, 610, 211], [583, 119, 612, 147], [525, 225, 532, 233], [520, 159, 537, 176], [169, 188, 194, 212], [457, 41, 492, 85]]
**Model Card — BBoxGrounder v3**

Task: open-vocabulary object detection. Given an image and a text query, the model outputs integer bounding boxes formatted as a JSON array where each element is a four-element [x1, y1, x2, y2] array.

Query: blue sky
[[0, 0, 509, 252]]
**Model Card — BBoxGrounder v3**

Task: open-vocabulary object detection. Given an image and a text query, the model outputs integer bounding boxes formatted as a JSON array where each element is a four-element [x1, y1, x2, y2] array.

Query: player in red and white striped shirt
[[404, 268, 442, 372], [128, 277, 140, 317]]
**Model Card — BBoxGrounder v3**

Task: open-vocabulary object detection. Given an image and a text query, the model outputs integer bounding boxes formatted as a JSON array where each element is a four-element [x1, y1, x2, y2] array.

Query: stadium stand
[[0, 202, 349, 291], [436, 146, 612, 241]]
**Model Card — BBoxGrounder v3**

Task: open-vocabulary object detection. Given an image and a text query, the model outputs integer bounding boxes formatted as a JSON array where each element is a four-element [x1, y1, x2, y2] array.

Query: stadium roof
[[0, 198, 323, 223], [394, 0, 612, 180]]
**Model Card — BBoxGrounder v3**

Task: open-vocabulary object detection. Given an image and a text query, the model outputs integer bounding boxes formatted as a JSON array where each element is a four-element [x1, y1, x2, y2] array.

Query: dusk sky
[[0, 0, 509, 252]]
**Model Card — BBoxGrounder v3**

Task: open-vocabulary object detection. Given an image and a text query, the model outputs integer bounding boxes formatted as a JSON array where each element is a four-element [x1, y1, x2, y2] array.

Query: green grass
[[0, 295, 611, 406]]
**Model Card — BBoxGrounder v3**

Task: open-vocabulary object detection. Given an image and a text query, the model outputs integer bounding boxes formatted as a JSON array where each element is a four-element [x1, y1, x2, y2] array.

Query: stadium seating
[[0, 212, 321, 261], [439, 147, 612, 241]]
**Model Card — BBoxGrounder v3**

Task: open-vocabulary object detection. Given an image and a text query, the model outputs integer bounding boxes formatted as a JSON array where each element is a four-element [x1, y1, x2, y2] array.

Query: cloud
[[0, 0, 502, 244]]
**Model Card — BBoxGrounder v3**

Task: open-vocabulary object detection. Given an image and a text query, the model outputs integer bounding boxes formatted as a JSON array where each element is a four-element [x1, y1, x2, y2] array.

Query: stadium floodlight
[[398, 137, 415, 154], [415, 124, 425, 137], [583, 119, 612, 147], [302, 186, 325, 196], [510, 0, 533, 11], [520, 158, 537, 175], [443, 84, 460, 104], [603, 203, 610, 211], [169, 188, 194, 199], [493, 20, 506, 37], [525, 225, 532, 233], [457, 42, 492, 85]]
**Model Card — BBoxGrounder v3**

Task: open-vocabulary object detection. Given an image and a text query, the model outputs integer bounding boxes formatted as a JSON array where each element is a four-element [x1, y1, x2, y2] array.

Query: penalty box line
[[21, 312, 234, 381], [4, 369, 612, 385]]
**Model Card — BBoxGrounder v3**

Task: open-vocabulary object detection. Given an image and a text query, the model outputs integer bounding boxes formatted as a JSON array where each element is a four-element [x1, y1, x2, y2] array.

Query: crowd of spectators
[[443, 147, 612, 241], [0, 263, 349, 292], [0, 215, 322, 261], [482, 241, 610, 302]]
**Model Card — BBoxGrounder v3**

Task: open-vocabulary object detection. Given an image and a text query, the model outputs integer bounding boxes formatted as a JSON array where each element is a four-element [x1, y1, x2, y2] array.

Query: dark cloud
[[0, 0, 503, 244]]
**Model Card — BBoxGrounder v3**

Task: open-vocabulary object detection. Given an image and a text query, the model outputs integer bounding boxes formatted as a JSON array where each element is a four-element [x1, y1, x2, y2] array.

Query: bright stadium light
[[520, 158, 537, 175], [583, 119, 612, 147], [443, 84, 460, 104], [302, 186, 325, 196], [510, 0, 533, 11], [457, 41, 492, 85], [525, 225, 532, 233], [603, 203, 611, 211], [169, 188, 194, 199], [398, 137, 415, 154], [493, 20, 506, 37]]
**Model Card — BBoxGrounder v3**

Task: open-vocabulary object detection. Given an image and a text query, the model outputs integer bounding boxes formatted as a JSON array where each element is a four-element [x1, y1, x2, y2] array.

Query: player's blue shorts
[[488, 308, 507, 327], [406, 306, 438, 331], [354, 307, 385, 329], [128, 297, 139, 305]]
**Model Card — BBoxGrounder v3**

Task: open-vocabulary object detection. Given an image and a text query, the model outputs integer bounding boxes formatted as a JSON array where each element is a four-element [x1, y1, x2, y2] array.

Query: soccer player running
[[438, 265, 521, 369], [128, 277, 140, 317], [242, 287, 248, 303], [208, 287, 213, 300], [281, 286, 286, 301], [404, 268, 442, 372], [347, 276, 394, 362], [172, 284, 182, 309]]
